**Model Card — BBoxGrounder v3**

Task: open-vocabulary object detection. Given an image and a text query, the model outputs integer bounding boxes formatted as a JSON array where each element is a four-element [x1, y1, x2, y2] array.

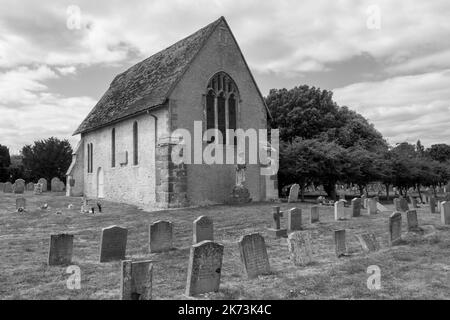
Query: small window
[[111, 128, 116, 168], [133, 121, 138, 165], [87, 143, 93, 173]]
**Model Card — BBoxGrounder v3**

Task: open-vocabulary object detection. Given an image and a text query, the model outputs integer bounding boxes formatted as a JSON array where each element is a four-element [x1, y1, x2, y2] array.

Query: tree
[[0, 144, 11, 181], [21, 137, 73, 183], [427, 144, 450, 162]]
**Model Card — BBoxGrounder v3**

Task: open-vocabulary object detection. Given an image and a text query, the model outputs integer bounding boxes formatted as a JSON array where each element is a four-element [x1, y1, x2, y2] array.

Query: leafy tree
[[427, 144, 450, 162], [0, 144, 11, 181], [21, 137, 73, 183]]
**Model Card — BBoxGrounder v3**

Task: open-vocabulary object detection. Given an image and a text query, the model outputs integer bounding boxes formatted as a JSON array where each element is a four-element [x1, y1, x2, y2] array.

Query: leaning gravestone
[[399, 197, 409, 212], [430, 197, 437, 213], [389, 212, 402, 246], [406, 210, 419, 231], [149, 220, 173, 253], [51, 177, 64, 192], [16, 197, 26, 210], [356, 233, 380, 253], [334, 229, 347, 257], [287, 231, 313, 266], [351, 198, 361, 217], [13, 179, 25, 194], [287, 208, 302, 232], [310, 206, 319, 223], [48, 234, 74, 266], [367, 198, 377, 215], [26, 182, 34, 191], [193, 216, 213, 244], [121, 260, 153, 300], [441, 201, 450, 225], [185, 240, 224, 296], [334, 200, 345, 220], [238, 233, 270, 279], [288, 184, 300, 203], [99, 226, 128, 262], [38, 178, 48, 192], [3, 182, 13, 193]]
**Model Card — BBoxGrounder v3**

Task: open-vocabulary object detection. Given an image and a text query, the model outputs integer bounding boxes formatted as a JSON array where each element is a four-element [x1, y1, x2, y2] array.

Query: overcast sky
[[1, 0, 450, 153]]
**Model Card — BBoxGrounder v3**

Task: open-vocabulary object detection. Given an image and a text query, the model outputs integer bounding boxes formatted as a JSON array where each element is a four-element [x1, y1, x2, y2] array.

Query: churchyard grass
[[1, 192, 449, 299]]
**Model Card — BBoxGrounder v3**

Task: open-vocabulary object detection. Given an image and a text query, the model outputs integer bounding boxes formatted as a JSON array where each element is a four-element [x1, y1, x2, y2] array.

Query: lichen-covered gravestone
[[193, 216, 213, 244], [38, 178, 48, 192], [389, 212, 402, 246], [334, 200, 345, 221], [99, 226, 128, 262], [185, 241, 224, 296], [287, 231, 313, 266], [406, 210, 419, 231], [120, 260, 153, 300], [3, 182, 13, 193], [310, 206, 319, 223], [367, 198, 377, 215], [48, 234, 74, 265], [287, 208, 302, 232], [351, 198, 361, 217], [13, 179, 25, 194], [334, 229, 347, 257], [16, 197, 26, 210], [149, 220, 173, 253], [355, 233, 380, 253], [441, 201, 450, 225], [238, 233, 270, 279], [288, 184, 299, 203]]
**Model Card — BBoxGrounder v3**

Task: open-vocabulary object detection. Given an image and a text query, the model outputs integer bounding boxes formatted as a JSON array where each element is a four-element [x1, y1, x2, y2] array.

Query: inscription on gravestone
[[99, 226, 128, 262], [287, 231, 313, 266], [238, 233, 270, 279]]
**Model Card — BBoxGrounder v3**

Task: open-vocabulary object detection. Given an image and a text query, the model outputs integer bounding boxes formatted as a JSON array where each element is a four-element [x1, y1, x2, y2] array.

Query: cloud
[[334, 70, 450, 147]]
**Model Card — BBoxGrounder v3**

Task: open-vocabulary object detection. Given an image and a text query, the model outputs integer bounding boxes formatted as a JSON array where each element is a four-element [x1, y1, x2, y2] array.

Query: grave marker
[[406, 210, 419, 231], [334, 200, 345, 220], [351, 198, 361, 217], [367, 198, 377, 215], [193, 216, 213, 244], [288, 184, 300, 203], [310, 206, 319, 223], [287, 231, 313, 266], [238, 233, 270, 278], [287, 208, 302, 232], [441, 201, 450, 225], [267, 206, 287, 237], [356, 233, 380, 253], [3, 182, 13, 193], [149, 220, 173, 253], [48, 234, 74, 265], [389, 212, 402, 246], [334, 229, 347, 257], [38, 178, 48, 192], [120, 260, 153, 300], [99, 226, 128, 262]]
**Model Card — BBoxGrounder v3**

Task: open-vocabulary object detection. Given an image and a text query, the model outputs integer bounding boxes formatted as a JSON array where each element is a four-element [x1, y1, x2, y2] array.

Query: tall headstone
[[149, 220, 173, 253], [38, 178, 48, 192], [185, 241, 224, 296], [310, 206, 319, 223], [121, 260, 153, 300], [13, 179, 25, 194], [238, 233, 270, 278], [334, 229, 347, 257], [287, 231, 313, 266], [3, 182, 12, 193], [355, 233, 380, 253], [16, 197, 26, 210], [367, 198, 377, 215], [287, 208, 302, 232], [406, 210, 419, 231], [430, 197, 437, 213], [441, 201, 450, 225], [99, 226, 128, 262], [48, 234, 74, 265], [288, 184, 300, 203], [361, 195, 367, 209], [193, 216, 213, 244], [334, 200, 345, 220], [399, 197, 409, 212], [389, 212, 402, 246], [351, 198, 361, 217]]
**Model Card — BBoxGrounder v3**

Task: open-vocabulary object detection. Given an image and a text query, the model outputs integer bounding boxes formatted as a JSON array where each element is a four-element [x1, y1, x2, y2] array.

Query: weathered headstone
[[149, 220, 173, 253], [13, 179, 25, 194], [238, 233, 270, 278], [193, 216, 213, 244], [399, 197, 409, 212], [288, 184, 300, 203], [351, 198, 361, 217], [441, 201, 450, 225], [267, 206, 287, 237], [376, 202, 389, 212], [3, 182, 12, 193], [99, 226, 128, 262], [367, 198, 377, 215], [34, 183, 43, 195], [334, 200, 345, 220], [334, 229, 347, 257], [16, 197, 26, 210], [430, 196, 437, 213], [355, 233, 380, 253], [185, 240, 224, 296], [38, 178, 48, 192], [287, 208, 302, 232], [120, 260, 153, 300], [406, 210, 419, 231], [48, 234, 74, 265], [389, 212, 402, 246], [51, 177, 64, 192], [26, 182, 34, 191], [287, 231, 313, 266], [310, 206, 319, 223]]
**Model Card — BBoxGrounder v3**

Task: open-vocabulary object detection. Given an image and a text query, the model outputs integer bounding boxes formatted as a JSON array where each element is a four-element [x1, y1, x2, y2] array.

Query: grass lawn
[[0, 191, 449, 300]]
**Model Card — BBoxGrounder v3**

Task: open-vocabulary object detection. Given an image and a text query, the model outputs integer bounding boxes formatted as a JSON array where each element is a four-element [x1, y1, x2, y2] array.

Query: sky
[[1, 0, 450, 154]]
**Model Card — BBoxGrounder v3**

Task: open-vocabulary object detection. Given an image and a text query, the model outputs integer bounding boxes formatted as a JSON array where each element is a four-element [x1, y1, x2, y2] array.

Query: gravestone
[[377, 202, 389, 212], [393, 198, 401, 211], [185, 240, 224, 296], [437, 201, 442, 213], [121, 260, 153, 300], [16, 197, 26, 210], [409, 196, 418, 208], [51, 177, 64, 192], [287, 231, 313, 266], [26, 182, 34, 191], [34, 183, 43, 195], [267, 206, 287, 237], [441, 201, 450, 225], [38, 178, 48, 192], [0, 182, 4, 192], [287, 208, 302, 232], [334, 200, 345, 220], [288, 184, 300, 203], [310, 206, 319, 223], [193, 216, 214, 244], [149, 220, 173, 253], [99, 226, 128, 262], [13, 179, 25, 194], [367, 198, 377, 215], [361, 195, 367, 209], [355, 233, 380, 253], [389, 212, 402, 246], [238, 233, 270, 278], [48, 234, 74, 265], [3, 182, 12, 193], [334, 229, 347, 257], [351, 198, 361, 217], [430, 197, 437, 213], [406, 210, 419, 231], [399, 197, 409, 212]]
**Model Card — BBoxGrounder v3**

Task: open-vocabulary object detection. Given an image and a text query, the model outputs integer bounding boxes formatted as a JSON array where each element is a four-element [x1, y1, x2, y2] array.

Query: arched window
[[133, 121, 138, 165], [205, 72, 239, 144], [111, 128, 116, 168]]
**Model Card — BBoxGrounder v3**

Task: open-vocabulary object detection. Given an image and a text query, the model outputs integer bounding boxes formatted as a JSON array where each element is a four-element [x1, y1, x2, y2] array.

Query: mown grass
[[0, 192, 449, 300]]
